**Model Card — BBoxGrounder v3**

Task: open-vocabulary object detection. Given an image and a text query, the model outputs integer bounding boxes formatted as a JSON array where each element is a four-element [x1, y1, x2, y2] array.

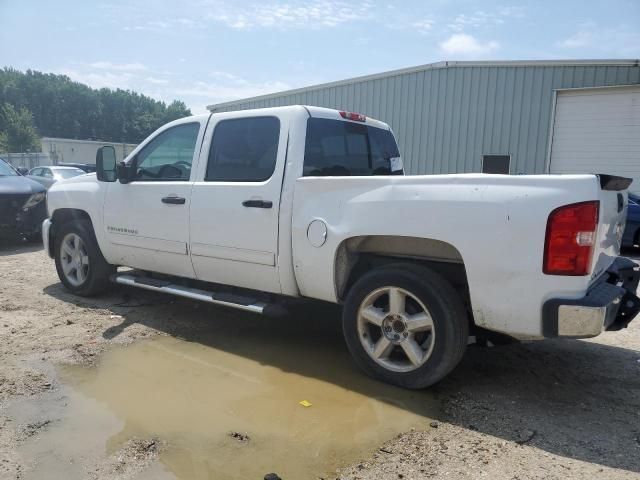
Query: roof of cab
[[303, 105, 389, 129], [203, 105, 390, 130]]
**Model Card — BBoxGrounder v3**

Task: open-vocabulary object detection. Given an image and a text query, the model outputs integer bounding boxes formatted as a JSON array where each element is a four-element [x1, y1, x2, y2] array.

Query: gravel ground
[[1, 239, 639, 480]]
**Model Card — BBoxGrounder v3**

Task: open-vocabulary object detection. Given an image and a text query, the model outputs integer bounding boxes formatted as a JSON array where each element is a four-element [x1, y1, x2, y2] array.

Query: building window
[[482, 155, 511, 174]]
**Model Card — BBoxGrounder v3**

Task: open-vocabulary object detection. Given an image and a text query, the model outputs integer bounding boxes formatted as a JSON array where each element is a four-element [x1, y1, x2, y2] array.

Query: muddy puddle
[[12, 322, 438, 479]]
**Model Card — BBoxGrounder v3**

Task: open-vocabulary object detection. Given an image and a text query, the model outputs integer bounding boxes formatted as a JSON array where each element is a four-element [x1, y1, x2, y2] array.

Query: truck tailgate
[[590, 176, 631, 280]]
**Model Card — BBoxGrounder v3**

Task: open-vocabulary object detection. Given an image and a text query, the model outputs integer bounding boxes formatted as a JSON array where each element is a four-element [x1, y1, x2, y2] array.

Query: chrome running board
[[111, 273, 267, 314]]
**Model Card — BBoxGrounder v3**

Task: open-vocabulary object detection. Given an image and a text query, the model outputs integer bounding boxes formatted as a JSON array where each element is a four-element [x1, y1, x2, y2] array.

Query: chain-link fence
[[0, 152, 52, 169]]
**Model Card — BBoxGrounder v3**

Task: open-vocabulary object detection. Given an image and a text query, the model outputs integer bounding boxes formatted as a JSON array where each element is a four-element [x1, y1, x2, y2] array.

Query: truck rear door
[[188, 111, 289, 293]]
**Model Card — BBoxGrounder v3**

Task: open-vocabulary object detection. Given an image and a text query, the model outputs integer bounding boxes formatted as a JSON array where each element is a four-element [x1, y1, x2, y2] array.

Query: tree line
[[0, 67, 192, 153]]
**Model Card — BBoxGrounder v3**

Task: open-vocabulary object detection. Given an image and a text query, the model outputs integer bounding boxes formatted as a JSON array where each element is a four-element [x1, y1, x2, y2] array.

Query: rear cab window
[[303, 118, 401, 177]]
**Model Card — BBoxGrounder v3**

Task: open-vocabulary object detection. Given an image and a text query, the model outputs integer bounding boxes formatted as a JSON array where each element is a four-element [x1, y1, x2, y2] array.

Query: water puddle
[[13, 315, 437, 479]]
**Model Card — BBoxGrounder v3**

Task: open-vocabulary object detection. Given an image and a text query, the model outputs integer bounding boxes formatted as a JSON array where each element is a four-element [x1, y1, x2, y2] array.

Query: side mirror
[[96, 146, 117, 182], [16, 167, 29, 175]]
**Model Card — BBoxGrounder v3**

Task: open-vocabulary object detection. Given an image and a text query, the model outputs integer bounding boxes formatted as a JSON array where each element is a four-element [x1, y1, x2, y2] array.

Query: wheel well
[[335, 235, 472, 319], [49, 208, 93, 253]]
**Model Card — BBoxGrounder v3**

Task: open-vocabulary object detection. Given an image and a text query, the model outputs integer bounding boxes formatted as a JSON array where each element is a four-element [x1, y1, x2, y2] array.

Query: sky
[[1, 0, 639, 114]]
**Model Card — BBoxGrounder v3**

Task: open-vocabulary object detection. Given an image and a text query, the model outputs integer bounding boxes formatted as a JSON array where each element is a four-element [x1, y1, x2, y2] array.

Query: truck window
[[133, 123, 200, 181], [206, 117, 280, 182], [303, 118, 401, 176]]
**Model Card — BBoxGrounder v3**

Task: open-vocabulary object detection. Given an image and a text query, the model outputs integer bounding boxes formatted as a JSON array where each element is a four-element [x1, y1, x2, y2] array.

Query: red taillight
[[339, 111, 366, 122], [543, 201, 599, 275]]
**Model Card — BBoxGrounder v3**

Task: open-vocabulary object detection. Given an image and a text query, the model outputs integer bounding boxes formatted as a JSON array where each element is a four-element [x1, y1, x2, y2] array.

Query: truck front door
[[103, 120, 205, 278], [189, 113, 287, 293]]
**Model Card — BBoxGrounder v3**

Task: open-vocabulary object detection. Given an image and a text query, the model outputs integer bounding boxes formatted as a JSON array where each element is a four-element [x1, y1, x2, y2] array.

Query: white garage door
[[550, 85, 640, 194]]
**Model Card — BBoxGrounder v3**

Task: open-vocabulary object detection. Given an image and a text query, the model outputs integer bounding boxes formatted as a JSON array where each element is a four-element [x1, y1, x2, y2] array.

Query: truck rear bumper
[[542, 257, 640, 338]]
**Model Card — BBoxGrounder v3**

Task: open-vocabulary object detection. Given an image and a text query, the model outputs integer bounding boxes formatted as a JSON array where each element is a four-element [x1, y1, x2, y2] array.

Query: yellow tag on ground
[[299, 400, 312, 407]]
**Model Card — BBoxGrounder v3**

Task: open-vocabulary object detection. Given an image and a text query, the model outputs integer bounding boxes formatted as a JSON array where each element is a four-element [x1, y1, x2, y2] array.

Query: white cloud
[[448, 7, 525, 32], [439, 33, 499, 56], [412, 19, 434, 34], [56, 68, 137, 90], [145, 76, 169, 85], [209, 71, 247, 83], [147, 20, 170, 29], [354, 36, 371, 46], [497, 6, 526, 18], [176, 18, 198, 27], [207, 0, 372, 29], [175, 76, 291, 110], [123, 17, 206, 32], [54, 62, 160, 91], [448, 12, 500, 31], [559, 31, 591, 48], [52, 61, 291, 114], [88, 61, 147, 72], [557, 24, 640, 56]]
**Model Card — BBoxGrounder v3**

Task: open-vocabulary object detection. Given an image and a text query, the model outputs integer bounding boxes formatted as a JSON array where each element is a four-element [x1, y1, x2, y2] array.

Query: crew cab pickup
[[43, 106, 640, 389]]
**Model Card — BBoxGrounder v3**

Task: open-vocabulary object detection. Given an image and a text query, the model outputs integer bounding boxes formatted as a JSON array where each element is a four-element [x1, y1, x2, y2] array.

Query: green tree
[[0, 131, 8, 153], [164, 100, 191, 123], [0, 103, 40, 152], [0, 68, 192, 144]]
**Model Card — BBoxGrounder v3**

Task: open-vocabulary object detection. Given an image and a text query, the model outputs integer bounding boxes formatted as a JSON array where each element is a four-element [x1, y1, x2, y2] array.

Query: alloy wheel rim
[[60, 233, 89, 287], [357, 286, 436, 373]]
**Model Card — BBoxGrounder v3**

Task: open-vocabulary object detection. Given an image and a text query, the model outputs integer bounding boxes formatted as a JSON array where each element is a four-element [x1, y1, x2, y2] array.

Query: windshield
[[0, 158, 18, 176], [55, 168, 85, 179]]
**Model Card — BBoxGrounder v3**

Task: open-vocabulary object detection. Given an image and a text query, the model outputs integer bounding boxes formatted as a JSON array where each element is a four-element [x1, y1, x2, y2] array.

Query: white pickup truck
[[43, 106, 640, 388]]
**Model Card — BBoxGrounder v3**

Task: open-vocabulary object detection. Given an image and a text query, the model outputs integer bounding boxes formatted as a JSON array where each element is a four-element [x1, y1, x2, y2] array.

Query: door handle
[[242, 199, 273, 209], [161, 196, 186, 205]]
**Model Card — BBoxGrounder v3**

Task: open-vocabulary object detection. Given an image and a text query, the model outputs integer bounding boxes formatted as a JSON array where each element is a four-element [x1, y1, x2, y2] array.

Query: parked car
[[42, 106, 640, 389], [0, 157, 47, 241], [622, 193, 640, 249], [27, 166, 86, 189], [57, 162, 97, 173]]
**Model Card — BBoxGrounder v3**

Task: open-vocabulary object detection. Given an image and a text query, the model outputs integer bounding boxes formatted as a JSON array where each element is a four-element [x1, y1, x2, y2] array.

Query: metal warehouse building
[[208, 60, 640, 192]]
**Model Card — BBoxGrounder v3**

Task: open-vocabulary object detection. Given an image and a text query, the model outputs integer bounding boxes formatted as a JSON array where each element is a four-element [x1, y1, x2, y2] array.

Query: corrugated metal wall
[[212, 64, 640, 175]]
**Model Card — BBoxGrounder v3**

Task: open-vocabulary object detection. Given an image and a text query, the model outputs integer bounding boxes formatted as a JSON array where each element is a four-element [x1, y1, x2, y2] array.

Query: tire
[[342, 264, 469, 389], [54, 220, 115, 296]]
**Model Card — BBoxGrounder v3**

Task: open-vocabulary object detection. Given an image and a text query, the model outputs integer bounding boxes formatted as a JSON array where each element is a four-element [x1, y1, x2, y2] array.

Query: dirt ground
[[1, 239, 639, 480]]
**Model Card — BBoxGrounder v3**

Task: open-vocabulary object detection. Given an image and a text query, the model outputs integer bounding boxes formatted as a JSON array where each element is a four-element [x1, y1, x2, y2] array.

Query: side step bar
[[111, 273, 267, 314]]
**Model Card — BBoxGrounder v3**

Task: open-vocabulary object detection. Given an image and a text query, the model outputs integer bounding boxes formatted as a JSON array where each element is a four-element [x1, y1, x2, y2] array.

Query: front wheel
[[54, 220, 115, 296], [342, 265, 469, 389]]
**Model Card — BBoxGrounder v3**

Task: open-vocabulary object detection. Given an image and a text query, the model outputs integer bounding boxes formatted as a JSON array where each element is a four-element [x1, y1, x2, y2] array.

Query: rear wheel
[[54, 220, 114, 296], [342, 265, 468, 389]]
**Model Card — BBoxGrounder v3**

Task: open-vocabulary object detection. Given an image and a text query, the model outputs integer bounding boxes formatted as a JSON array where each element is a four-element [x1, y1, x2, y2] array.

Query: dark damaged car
[[0, 157, 47, 241], [622, 193, 640, 249]]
